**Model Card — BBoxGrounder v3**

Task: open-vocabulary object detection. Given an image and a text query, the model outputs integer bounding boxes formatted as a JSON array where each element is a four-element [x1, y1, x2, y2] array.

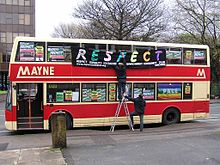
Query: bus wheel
[[162, 108, 180, 125]]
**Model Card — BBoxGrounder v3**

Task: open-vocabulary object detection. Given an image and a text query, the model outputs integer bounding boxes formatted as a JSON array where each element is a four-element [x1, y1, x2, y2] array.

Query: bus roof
[[13, 36, 209, 49]]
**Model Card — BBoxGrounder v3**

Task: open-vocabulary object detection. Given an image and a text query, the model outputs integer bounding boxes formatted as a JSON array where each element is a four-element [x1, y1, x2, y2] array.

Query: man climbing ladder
[[115, 51, 126, 102], [111, 51, 134, 132]]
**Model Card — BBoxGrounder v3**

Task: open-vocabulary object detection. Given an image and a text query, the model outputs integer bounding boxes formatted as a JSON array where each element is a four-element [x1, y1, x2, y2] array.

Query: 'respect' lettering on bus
[[155, 50, 163, 61], [143, 51, 150, 62], [73, 48, 166, 68], [117, 51, 127, 63], [17, 66, 54, 77], [76, 49, 86, 61], [130, 51, 138, 62], [91, 49, 99, 62], [104, 51, 112, 61]]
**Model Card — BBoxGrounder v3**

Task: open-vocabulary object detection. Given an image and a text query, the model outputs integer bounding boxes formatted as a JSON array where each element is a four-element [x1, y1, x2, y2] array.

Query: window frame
[[108, 83, 132, 102], [133, 83, 155, 100], [47, 83, 80, 103], [183, 82, 193, 100], [47, 42, 80, 62], [81, 83, 107, 102], [157, 83, 182, 100], [16, 41, 46, 62]]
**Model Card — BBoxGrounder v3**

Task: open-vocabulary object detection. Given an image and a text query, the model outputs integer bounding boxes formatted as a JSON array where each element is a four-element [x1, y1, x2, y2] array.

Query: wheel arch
[[48, 109, 74, 130], [162, 106, 181, 124]]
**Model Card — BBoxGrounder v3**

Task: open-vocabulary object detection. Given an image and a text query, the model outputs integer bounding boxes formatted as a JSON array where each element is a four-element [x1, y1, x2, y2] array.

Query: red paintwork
[[10, 63, 210, 82], [5, 63, 210, 124], [6, 100, 209, 122], [43, 101, 209, 120], [5, 106, 16, 121]]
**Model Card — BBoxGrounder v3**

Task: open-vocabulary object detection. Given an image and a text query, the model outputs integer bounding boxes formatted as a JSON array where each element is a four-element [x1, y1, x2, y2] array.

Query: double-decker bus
[[5, 37, 210, 130]]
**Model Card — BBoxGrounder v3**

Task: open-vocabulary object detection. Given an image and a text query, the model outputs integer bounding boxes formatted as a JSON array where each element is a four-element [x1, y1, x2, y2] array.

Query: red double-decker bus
[[5, 37, 210, 130]]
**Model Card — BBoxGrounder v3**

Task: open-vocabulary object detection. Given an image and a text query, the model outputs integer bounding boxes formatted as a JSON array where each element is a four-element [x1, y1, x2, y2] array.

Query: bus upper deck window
[[16, 41, 45, 62], [183, 49, 193, 65], [47, 42, 79, 62], [183, 48, 207, 65], [165, 47, 182, 64], [193, 49, 207, 65]]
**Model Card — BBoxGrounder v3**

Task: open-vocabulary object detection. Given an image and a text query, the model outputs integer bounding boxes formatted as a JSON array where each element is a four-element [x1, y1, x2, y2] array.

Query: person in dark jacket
[[115, 56, 126, 101], [126, 93, 146, 131]]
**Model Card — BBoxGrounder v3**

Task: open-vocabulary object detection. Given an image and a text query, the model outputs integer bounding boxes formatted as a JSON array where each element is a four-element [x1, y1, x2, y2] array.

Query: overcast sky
[[35, 0, 82, 37], [35, 0, 172, 38]]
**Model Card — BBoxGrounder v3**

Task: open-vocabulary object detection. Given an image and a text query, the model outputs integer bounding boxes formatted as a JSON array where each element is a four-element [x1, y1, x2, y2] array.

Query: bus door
[[16, 83, 43, 130]]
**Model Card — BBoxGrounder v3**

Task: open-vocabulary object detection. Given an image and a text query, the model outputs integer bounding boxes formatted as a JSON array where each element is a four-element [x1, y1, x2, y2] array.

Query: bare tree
[[73, 0, 166, 41], [52, 23, 80, 38], [172, 0, 220, 96]]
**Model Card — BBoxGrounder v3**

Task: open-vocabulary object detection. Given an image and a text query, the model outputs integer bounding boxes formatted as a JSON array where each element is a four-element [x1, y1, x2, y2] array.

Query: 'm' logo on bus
[[196, 68, 206, 78], [17, 66, 55, 78]]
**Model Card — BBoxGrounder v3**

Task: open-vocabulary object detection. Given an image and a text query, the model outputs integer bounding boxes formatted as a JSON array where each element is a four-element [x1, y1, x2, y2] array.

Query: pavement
[[0, 94, 6, 103], [0, 147, 66, 165], [210, 98, 220, 104], [0, 94, 219, 165]]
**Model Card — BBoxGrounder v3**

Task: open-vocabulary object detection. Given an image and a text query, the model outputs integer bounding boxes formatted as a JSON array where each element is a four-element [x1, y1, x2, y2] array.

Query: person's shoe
[[140, 129, 143, 132]]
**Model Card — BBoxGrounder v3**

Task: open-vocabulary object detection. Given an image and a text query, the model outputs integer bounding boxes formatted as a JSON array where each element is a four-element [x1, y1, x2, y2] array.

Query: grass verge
[[0, 90, 7, 95]]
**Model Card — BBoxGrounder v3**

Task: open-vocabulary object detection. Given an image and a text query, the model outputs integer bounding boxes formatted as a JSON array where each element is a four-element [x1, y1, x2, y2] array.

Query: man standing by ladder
[[125, 93, 146, 132]]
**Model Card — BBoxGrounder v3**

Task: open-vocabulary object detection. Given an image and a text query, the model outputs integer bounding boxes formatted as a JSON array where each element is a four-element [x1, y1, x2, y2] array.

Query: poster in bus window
[[97, 89, 106, 101], [56, 92, 64, 102], [35, 45, 44, 61], [64, 90, 72, 101], [184, 50, 193, 64], [19, 42, 35, 61], [72, 92, 79, 102], [143, 89, 154, 100], [183, 83, 192, 99], [194, 50, 205, 60], [134, 88, 142, 98], [109, 84, 116, 101], [166, 50, 181, 59], [82, 89, 91, 102], [48, 46, 65, 61], [158, 83, 181, 100], [48, 94, 53, 102], [91, 90, 98, 102], [185, 85, 191, 94], [126, 84, 132, 97]]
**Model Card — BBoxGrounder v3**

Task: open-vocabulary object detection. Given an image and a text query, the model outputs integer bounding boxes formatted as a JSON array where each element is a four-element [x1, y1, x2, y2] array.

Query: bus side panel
[[43, 100, 209, 120], [5, 106, 17, 130], [193, 101, 209, 113], [43, 103, 120, 120], [5, 106, 16, 121], [147, 101, 209, 115]]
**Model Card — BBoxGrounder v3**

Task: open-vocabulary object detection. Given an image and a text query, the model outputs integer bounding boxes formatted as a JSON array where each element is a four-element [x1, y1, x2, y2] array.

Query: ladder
[[110, 96, 134, 132]]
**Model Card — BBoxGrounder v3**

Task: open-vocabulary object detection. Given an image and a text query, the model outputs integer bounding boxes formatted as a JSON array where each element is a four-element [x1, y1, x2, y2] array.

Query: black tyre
[[162, 108, 180, 125]]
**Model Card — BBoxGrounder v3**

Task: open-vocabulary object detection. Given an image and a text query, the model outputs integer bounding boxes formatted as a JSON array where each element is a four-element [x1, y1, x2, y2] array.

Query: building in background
[[0, 0, 35, 90]]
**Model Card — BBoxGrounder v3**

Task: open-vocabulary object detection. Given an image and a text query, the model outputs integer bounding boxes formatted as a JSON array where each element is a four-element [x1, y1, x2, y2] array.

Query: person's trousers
[[118, 81, 126, 100], [130, 111, 144, 131]]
